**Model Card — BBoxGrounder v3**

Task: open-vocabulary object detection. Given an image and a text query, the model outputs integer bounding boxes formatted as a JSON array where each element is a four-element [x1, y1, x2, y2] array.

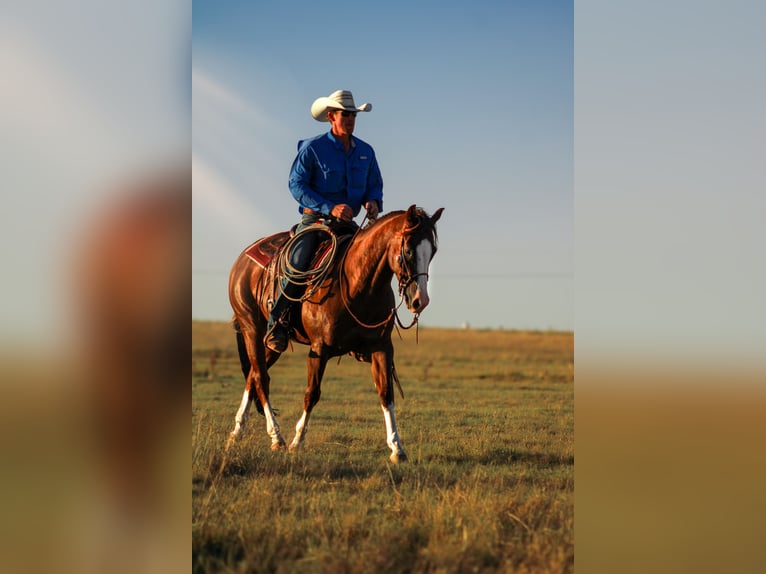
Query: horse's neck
[[343, 217, 399, 296]]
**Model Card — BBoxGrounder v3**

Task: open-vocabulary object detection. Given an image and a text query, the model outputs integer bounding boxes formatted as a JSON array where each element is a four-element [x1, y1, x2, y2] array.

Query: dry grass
[[193, 321, 573, 573]]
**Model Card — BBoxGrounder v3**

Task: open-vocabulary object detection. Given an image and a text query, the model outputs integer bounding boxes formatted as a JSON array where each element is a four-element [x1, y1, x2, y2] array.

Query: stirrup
[[264, 322, 289, 353]]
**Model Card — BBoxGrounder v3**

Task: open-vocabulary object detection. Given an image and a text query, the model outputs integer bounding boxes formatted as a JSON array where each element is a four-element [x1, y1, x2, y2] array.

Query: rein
[[338, 214, 422, 333]]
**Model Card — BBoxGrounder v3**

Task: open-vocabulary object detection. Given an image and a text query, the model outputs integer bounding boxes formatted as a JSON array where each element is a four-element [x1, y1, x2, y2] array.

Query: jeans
[[268, 213, 326, 326]]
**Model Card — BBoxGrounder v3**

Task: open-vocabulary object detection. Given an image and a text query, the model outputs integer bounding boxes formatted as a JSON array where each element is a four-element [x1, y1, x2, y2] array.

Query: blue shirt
[[288, 131, 383, 217]]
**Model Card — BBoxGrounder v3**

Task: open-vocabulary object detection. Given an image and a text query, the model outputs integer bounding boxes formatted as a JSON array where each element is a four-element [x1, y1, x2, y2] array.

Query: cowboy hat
[[310, 90, 372, 122]]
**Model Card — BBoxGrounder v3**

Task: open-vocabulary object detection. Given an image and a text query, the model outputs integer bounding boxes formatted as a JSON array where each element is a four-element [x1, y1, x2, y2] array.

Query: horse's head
[[395, 205, 444, 314]]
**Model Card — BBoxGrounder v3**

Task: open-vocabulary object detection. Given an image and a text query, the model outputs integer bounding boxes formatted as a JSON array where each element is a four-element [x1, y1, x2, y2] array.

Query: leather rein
[[338, 215, 430, 333]]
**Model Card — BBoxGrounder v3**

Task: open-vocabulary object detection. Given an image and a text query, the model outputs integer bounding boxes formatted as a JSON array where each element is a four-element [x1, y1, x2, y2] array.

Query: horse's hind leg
[[371, 344, 408, 463], [232, 324, 286, 450], [289, 345, 327, 451], [228, 326, 256, 444], [229, 386, 252, 443], [229, 381, 260, 444]]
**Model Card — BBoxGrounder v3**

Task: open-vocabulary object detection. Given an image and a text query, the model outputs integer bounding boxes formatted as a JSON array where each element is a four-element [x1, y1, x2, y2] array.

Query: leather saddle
[[244, 231, 291, 269], [244, 219, 358, 270]]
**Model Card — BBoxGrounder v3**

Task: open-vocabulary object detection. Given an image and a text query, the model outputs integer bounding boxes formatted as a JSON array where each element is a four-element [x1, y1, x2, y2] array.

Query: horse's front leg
[[371, 345, 408, 463], [289, 346, 327, 451]]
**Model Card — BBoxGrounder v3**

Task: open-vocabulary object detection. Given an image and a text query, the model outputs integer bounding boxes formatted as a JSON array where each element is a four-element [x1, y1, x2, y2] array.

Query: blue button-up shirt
[[288, 131, 383, 217]]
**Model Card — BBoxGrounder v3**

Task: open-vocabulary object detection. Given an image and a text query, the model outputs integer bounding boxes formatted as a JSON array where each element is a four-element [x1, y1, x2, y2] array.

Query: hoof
[[389, 452, 408, 464], [288, 442, 303, 453], [271, 440, 286, 452]]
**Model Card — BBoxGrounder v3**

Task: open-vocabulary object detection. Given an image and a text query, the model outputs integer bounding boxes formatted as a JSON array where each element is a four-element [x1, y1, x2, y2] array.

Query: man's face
[[328, 108, 357, 137]]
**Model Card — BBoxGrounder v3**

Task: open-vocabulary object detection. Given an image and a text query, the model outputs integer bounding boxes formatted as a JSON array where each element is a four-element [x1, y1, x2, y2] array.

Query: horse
[[227, 204, 444, 462]]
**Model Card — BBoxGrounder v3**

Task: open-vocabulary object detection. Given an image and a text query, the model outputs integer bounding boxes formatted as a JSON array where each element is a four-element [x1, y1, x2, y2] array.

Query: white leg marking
[[382, 402, 407, 462], [262, 401, 285, 449], [289, 410, 310, 451], [230, 390, 251, 439]]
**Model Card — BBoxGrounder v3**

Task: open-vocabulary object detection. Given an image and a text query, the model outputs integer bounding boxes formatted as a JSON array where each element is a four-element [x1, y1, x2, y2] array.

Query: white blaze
[[414, 239, 433, 310]]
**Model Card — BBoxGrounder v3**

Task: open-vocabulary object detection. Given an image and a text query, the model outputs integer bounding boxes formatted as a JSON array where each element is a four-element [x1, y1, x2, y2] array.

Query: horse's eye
[[403, 247, 413, 260]]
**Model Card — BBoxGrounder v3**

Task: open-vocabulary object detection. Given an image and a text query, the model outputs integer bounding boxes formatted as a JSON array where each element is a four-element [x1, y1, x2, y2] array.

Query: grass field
[[192, 321, 574, 573]]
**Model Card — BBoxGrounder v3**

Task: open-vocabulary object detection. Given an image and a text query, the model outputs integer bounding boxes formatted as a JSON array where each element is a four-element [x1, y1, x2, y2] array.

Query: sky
[[575, 0, 766, 367], [1, 2, 189, 348], [192, 0, 574, 331], [3, 0, 761, 360]]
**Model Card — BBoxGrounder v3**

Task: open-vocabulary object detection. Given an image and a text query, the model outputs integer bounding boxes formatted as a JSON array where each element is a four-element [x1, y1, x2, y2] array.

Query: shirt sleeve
[[362, 152, 384, 212], [288, 145, 334, 215]]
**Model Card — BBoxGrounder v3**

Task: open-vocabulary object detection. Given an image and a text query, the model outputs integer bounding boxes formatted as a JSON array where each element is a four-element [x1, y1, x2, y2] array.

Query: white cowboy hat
[[310, 89, 372, 122]]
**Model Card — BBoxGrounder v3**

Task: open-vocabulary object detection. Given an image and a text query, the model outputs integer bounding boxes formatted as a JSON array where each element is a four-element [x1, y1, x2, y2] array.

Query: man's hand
[[364, 200, 379, 220], [330, 203, 353, 222]]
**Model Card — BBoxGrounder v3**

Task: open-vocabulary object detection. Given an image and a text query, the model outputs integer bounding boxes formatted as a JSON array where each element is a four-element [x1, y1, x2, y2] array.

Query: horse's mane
[[363, 207, 436, 232], [366, 209, 405, 226]]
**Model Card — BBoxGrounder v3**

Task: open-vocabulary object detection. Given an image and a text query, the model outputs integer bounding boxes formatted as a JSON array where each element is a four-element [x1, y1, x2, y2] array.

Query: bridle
[[339, 214, 435, 332], [395, 220, 433, 299]]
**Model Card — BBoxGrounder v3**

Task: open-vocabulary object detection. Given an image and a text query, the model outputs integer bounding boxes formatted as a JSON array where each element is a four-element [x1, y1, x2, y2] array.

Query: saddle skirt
[[244, 221, 357, 271], [244, 231, 290, 269]]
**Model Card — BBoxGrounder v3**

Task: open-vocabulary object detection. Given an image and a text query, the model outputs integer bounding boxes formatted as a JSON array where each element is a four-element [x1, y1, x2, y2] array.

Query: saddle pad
[[244, 231, 290, 268]]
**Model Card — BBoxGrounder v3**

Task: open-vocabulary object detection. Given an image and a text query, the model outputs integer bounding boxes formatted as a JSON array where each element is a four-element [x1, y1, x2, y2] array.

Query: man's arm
[[362, 153, 383, 217], [288, 147, 334, 215]]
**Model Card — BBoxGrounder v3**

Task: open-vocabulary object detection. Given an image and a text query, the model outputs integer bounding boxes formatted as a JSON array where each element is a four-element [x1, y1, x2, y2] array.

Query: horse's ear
[[406, 204, 419, 224], [431, 207, 444, 224]]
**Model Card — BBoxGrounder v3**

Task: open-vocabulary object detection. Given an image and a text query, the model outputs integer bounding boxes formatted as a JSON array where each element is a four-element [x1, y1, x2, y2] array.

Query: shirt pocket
[[349, 163, 368, 191]]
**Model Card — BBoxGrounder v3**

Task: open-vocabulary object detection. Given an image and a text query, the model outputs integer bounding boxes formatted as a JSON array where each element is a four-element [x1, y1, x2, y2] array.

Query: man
[[264, 89, 384, 352]]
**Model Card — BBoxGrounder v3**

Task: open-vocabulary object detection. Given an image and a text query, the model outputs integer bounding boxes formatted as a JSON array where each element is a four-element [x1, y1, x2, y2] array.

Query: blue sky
[[2, 0, 759, 358], [192, 1, 573, 330], [2, 2, 189, 347]]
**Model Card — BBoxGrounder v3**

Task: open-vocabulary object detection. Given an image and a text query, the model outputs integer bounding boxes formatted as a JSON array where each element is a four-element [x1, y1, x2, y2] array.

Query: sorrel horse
[[227, 205, 443, 462]]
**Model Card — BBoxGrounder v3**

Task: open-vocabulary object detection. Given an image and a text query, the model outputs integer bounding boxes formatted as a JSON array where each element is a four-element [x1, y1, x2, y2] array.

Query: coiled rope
[[274, 223, 337, 302]]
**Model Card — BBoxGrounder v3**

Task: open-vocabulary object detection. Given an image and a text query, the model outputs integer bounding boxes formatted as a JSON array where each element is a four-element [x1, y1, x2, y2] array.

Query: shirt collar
[[327, 131, 356, 150]]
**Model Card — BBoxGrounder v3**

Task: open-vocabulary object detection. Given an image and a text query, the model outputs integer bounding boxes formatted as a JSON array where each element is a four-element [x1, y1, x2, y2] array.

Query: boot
[[264, 296, 291, 353]]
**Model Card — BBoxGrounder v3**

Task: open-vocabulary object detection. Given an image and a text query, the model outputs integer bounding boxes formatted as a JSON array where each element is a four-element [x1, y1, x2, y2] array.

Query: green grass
[[193, 322, 573, 573]]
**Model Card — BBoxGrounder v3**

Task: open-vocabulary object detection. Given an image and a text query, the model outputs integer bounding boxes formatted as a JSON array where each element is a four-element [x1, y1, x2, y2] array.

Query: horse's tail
[[232, 318, 264, 415]]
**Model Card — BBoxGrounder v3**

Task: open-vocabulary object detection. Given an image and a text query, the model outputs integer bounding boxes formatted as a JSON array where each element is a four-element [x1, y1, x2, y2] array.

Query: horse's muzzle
[[408, 287, 430, 314]]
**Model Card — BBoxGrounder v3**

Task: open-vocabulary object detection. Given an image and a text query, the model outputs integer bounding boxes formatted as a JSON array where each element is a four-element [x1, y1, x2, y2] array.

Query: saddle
[[244, 219, 358, 270], [244, 231, 290, 269]]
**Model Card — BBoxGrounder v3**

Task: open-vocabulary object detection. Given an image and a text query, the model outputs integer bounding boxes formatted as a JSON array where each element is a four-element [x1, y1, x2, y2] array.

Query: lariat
[[275, 223, 337, 302]]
